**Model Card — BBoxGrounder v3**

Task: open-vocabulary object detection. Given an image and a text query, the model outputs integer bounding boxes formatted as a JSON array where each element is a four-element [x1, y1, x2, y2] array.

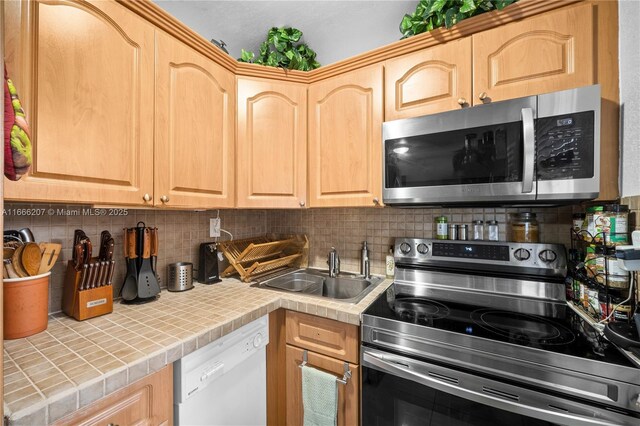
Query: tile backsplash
[[4, 202, 576, 313]]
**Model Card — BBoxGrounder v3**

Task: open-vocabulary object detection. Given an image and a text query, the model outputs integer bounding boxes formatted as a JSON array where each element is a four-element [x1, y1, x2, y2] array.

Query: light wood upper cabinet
[[385, 37, 472, 120], [155, 30, 235, 208], [237, 77, 307, 208], [472, 4, 594, 105], [308, 64, 383, 208], [3, 0, 155, 205]]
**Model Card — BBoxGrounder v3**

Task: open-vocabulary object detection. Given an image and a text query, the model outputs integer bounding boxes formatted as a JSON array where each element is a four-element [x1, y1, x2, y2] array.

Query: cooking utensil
[[4, 260, 19, 279], [37, 242, 61, 274], [137, 228, 158, 298], [121, 229, 138, 301], [150, 227, 158, 274], [11, 245, 28, 277], [21, 242, 42, 276], [135, 222, 146, 270], [86, 263, 97, 290], [98, 231, 111, 260], [4, 230, 23, 243], [18, 228, 35, 243], [98, 260, 108, 286], [4, 247, 16, 261], [103, 237, 114, 261]]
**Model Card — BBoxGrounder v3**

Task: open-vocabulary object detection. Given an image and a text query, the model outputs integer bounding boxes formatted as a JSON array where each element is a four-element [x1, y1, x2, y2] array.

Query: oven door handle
[[521, 107, 535, 194], [362, 349, 625, 426]]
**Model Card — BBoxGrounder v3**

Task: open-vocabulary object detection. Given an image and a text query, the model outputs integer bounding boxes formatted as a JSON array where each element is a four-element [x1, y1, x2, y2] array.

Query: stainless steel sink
[[255, 269, 384, 303]]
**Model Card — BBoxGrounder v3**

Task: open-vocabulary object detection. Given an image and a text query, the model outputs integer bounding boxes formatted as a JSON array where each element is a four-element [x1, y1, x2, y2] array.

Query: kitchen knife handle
[[142, 228, 151, 259], [150, 228, 158, 257], [107, 260, 115, 286], [127, 229, 138, 259]]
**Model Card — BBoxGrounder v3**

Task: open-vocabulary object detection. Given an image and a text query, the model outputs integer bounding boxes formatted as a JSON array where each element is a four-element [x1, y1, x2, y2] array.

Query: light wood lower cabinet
[[308, 64, 384, 208], [52, 365, 173, 426], [236, 77, 307, 208], [155, 31, 235, 209], [286, 345, 359, 426], [3, 0, 155, 205]]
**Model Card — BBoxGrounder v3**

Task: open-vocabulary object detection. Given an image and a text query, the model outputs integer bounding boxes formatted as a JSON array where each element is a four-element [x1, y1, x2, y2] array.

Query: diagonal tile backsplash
[[4, 202, 576, 313]]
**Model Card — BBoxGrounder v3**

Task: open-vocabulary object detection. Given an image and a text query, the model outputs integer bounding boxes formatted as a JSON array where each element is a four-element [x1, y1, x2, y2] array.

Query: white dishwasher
[[174, 315, 269, 425]]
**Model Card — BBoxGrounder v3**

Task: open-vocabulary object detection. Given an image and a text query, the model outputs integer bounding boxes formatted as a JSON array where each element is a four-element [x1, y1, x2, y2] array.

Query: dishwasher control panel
[[174, 315, 269, 403]]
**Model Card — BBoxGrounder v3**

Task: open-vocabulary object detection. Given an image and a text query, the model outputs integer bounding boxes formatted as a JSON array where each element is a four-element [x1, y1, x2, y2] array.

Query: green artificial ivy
[[238, 27, 320, 71], [400, 0, 518, 39]]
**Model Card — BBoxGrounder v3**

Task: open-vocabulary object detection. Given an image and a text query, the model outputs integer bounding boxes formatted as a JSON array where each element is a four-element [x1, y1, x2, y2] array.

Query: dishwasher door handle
[[201, 363, 224, 382]]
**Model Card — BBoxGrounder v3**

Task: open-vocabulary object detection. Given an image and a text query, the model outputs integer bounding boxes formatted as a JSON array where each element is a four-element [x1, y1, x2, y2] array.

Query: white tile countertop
[[3, 275, 392, 425]]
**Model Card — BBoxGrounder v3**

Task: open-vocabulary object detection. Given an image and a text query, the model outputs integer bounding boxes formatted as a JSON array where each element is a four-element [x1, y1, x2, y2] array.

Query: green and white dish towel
[[301, 364, 338, 426]]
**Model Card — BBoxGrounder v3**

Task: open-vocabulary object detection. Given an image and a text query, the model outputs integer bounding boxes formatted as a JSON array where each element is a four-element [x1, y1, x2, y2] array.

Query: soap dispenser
[[386, 245, 395, 278]]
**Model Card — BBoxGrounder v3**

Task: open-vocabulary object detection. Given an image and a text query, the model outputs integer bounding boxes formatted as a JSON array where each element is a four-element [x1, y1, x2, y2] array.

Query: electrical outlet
[[210, 218, 221, 238]]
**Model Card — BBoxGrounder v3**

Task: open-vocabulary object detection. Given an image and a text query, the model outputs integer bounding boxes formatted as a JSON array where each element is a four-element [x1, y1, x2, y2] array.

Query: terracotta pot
[[4, 272, 50, 339]]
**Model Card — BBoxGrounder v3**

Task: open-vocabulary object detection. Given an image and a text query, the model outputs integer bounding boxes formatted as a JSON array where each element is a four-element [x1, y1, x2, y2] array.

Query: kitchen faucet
[[327, 247, 340, 277]]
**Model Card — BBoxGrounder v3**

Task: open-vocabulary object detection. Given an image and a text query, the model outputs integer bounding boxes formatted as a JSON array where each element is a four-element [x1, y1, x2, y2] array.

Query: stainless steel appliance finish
[[167, 262, 194, 292], [383, 85, 600, 205], [361, 237, 640, 425]]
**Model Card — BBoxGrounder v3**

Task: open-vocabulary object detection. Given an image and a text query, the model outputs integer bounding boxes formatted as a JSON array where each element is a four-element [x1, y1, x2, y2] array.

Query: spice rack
[[568, 229, 635, 324], [217, 234, 308, 282]]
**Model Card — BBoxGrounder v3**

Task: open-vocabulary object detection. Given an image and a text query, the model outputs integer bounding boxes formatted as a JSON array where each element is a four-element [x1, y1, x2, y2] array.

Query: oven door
[[361, 347, 637, 426], [382, 96, 537, 205]]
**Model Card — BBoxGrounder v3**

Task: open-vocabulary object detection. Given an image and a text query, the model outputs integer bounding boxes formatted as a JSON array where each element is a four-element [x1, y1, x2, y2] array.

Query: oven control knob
[[538, 250, 557, 263], [514, 248, 531, 261], [400, 242, 412, 254], [417, 243, 429, 254]]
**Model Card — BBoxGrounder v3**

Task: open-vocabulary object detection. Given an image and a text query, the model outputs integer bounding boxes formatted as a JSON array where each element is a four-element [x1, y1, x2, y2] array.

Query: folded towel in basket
[[301, 364, 338, 426]]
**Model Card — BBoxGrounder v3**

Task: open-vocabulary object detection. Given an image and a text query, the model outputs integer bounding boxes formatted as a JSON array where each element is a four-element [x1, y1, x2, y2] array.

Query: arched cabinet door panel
[[154, 30, 235, 209], [237, 77, 307, 208], [385, 37, 472, 120], [4, 0, 154, 205], [473, 3, 594, 104], [308, 65, 383, 208]]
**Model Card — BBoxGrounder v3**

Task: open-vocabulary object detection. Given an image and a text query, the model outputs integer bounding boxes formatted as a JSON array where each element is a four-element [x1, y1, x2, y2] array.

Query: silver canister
[[448, 224, 458, 240], [459, 225, 469, 241], [167, 262, 194, 292]]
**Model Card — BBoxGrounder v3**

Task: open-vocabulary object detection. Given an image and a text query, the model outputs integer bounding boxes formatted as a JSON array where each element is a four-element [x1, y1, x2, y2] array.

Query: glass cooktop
[[364, 287, 635, 368]]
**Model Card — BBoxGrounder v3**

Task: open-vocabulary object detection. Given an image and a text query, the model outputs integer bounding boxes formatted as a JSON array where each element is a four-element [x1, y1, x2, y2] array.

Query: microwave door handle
[[521, 107, 535, 194]]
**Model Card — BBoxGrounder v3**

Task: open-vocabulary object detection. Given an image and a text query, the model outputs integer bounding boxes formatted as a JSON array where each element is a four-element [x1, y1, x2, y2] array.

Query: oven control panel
[[394, 238, 567, 275]]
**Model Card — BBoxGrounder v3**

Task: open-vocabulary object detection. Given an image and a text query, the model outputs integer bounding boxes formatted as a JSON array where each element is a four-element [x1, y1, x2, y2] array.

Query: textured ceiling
[[153, 0, 417, 66]]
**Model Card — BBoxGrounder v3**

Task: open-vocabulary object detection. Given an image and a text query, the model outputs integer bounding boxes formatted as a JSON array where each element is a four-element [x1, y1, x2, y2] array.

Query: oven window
[[385, 122, 523, 189], [362, 366, 559, 426]]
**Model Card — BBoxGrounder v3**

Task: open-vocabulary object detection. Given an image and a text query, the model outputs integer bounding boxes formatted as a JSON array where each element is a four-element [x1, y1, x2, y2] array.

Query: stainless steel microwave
[[382, 85, 601, 206]]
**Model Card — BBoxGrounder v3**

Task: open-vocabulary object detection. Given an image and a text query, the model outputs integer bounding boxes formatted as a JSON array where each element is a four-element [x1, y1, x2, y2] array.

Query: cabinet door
[[286, 345, 359, 426], [3, 0, 154, 205], [472, 3, 594, 105], [155, 30, 235, 208], [385, 37, 472, 120], [237, 77, 307, 208], [308, 64, 383, 207], [51, 365, 172, 426]]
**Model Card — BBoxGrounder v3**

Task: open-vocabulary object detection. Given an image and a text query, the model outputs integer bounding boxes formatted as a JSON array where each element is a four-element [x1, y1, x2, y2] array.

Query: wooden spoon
[[37, 242, 62, 274], [4, 247, 15, 261], [21, 242, 42, 276], [11, 245, 28, 278]]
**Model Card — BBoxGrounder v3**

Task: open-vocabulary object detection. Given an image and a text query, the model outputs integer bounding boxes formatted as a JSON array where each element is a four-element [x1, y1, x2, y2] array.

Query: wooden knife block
[[62, 261, 113, 321]]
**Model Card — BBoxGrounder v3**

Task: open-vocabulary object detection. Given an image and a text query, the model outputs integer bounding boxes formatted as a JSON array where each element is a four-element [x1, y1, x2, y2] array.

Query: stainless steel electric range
[[361, 238, 640, 426]]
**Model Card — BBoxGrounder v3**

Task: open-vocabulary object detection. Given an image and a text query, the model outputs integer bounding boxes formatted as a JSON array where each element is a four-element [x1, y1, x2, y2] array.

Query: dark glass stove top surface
[[364, 287, 635, 368]]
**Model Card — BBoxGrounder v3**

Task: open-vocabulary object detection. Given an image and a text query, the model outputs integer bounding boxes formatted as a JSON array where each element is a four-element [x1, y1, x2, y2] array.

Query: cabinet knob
[[299, 200, 305, 207], [457, 98, 467, 107], [142, 193, 152, 202], [107, 424, 119, 426], [160, 195, 170, 204], [373, 198, 380, 205], [478, 92, 489, 102]]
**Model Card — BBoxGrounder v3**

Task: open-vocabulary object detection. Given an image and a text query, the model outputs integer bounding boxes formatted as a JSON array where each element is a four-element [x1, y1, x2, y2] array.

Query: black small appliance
[[198, 242, 221, 284]]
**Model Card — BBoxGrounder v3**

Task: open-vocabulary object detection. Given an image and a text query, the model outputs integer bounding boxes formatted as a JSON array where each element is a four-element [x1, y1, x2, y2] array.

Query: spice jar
[[509, 213, 539, 243], [448, 224, 458, 240], [435, 216, 448, 240], [486, 220, 499, 241], [602, 204, 629, 246], [572, 213, 585, 233], [472, 220, 484, 240], [584, 205, 604, 242]]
